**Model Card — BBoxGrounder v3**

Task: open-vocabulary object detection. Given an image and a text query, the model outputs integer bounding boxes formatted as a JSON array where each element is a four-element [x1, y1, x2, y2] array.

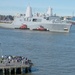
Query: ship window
[[24, 18, 26, 21], [20, 19, 22, 21], [24, 18, 31, 21], [32, 19, 42, 22]]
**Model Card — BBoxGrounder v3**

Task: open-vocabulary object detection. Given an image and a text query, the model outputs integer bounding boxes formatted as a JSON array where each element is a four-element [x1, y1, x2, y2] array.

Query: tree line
[[0, 15, 14, 21]]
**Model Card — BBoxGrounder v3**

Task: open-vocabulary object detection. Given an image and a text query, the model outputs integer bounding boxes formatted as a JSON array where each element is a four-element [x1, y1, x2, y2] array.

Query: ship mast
[[25, 5, 33, 17], [46, 7, 53, 16]]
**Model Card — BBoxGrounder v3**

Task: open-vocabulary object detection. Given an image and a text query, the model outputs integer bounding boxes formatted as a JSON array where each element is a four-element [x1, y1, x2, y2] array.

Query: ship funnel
[[25, 6, 32, 17], [46, 7, 53, 16]]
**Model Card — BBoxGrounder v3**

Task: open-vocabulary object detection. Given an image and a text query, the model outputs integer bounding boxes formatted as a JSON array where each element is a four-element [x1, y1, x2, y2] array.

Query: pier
[[0, 55, 33, 74]]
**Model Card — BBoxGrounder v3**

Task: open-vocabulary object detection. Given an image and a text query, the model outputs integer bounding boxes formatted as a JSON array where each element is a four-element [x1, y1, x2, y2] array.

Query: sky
[[0, 0, 75, 16]]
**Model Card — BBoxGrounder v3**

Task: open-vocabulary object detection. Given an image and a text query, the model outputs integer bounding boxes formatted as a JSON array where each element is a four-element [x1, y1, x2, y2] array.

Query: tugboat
[[15, 24, 30, 30], [33, 25, 49, 31]]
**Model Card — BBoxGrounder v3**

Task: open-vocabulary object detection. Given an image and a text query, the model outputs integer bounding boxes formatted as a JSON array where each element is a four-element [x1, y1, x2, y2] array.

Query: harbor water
[[0, 25, 75, 75]]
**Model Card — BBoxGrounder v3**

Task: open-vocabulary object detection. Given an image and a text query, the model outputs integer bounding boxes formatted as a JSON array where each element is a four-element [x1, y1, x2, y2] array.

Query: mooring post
[[25, 67, 29, 73], [29, 66, 31, 72], [15, 68, 16, 74], [9, 68, 11, 75], [3, 68, 5, 74], [21, 67, 23, 74]]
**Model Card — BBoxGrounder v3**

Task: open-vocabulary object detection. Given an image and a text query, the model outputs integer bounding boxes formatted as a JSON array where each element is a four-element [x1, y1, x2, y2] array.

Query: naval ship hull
[[0, 22, 71, 32]]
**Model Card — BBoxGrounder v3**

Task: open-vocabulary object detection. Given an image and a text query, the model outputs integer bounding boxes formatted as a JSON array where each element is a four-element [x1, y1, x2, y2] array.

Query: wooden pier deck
[[0, 55, 33, 74]]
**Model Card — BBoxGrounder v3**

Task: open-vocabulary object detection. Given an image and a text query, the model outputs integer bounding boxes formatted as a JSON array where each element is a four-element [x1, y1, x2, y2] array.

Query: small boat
[[15, 24, 30, 30], [33, 25, 49, 31]]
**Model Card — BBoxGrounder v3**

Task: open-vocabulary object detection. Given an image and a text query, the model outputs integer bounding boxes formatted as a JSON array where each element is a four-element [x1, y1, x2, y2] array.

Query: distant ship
[[0, 6, 72, 32], [66, 17, 75, 25]]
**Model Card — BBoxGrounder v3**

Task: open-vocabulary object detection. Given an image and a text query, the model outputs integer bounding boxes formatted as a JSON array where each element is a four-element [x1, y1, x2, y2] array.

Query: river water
[[0, 25, 75, 75]]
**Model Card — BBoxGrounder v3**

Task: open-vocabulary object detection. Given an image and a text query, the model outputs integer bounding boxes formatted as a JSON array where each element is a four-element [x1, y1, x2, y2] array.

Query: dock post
[[21, 67, 23, 74], [3, 68, 5, 74], [15, 68, 16, 75], [29, 66, 31, 72], [9, 68, 11, 75], [25, 67, 29, 73]]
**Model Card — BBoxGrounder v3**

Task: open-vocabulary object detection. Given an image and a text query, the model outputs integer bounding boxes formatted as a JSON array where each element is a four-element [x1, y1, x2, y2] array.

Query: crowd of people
[[0, 55, 33, 66]]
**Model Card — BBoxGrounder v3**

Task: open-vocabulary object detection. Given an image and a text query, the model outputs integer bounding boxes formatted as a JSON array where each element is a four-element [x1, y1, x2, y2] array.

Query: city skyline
[[0, 0, 75, 16]]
